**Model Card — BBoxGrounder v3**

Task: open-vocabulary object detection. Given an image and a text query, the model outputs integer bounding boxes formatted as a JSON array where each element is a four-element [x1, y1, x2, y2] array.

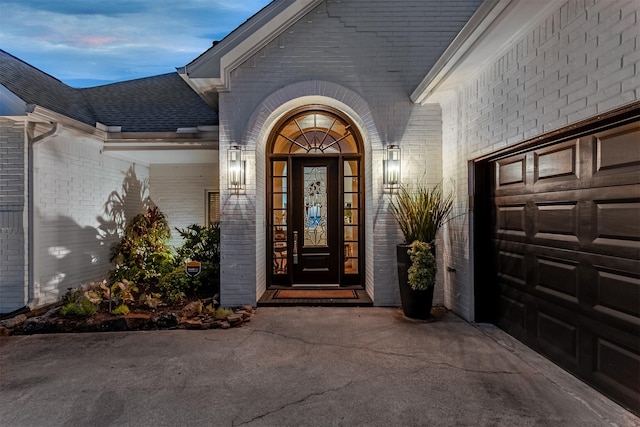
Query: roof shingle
[[0, 49, 218, 132]]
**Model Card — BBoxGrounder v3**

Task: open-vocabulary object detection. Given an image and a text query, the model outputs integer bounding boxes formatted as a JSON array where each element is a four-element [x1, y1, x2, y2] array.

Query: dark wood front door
[[290, 157, 340, 285]]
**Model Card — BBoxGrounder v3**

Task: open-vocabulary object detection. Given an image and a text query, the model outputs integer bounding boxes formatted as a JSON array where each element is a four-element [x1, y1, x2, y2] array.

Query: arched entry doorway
[[267, 106, 363, 287]]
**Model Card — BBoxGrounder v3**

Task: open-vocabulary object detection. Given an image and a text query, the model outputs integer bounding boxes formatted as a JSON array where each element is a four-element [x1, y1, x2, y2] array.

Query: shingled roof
[[0, 49, 218, 132], [0, 49, 97, 125], [81, 73, 217, 132]]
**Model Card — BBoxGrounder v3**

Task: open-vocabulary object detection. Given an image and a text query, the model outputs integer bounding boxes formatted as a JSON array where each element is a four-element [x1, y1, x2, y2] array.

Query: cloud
[[0, 0, 272, 86], [3, 0, 149, 16]]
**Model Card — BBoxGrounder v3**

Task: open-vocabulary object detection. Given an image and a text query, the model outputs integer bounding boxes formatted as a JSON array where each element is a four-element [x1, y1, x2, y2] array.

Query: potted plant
[[389, 182, 454, 319]]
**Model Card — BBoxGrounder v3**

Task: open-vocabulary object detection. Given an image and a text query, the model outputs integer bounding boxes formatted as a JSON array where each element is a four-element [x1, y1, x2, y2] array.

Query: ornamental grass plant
[[389, 181, 455, 245]]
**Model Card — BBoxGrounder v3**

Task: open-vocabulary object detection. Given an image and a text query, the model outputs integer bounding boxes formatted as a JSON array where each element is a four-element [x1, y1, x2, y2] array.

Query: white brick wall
[[34, 130, 149, 306], [0, 119, 27, 312], [439, 0, 640, 320], [217, 0, 480, 306], [149, 163, 218, 248]]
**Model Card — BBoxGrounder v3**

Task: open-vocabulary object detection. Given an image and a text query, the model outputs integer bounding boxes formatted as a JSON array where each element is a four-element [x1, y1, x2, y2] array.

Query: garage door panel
[[587, 320, 640, 414], [595, 127, 640, 173], [496, 155, 526, 188], [497, 293, 526, 336], [496, 204, 526, 235], [593, 266, 640, 324], [497, 250, 526, 286], [534, 202, 579, 240], [595, 200, 640, 242], [486, 118, 640, 414], [535, 308, 579, 361], [534, 141, 578, 183], [535, 256, 579, 303], [594, 336, 640, 396]]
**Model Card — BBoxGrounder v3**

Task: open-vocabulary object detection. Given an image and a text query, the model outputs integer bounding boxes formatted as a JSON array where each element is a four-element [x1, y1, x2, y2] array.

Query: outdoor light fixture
[[384, 144, 401, 190], [228, 145, 245, 192]]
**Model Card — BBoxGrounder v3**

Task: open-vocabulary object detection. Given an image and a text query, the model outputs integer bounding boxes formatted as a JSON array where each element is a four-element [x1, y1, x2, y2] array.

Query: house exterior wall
[[0, 119, 27, 312], [34, 129, 149, 307], [439, 0, 640, 320], [150, 163, 218, 248], [218, 0, 481, 306]]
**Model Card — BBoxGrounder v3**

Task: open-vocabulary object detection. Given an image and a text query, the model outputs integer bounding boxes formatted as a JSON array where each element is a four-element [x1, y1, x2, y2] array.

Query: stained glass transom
[[272, 111, 358, 154]]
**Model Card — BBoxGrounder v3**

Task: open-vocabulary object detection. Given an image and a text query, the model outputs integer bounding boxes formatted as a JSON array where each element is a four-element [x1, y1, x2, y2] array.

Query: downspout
[[25, 119, 61, 309]]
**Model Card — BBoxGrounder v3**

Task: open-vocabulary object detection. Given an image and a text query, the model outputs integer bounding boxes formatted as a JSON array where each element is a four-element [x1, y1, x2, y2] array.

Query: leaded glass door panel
[[291, 157, 340, 285]]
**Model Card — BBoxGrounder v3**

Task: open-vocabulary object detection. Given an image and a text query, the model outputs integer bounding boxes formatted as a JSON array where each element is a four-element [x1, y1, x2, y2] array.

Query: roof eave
[[181, 0, 324, 94], [411, 0, 558, 105], [410, 0, 509, 105]]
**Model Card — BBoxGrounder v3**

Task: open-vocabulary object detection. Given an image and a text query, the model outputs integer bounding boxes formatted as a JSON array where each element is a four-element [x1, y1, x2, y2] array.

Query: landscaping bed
[[0, 299, 255, 336]]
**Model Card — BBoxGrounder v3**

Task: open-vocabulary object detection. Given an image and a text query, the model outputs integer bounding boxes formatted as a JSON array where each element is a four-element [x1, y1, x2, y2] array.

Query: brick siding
[[0, 119, 27, 312], [218, 0, 483, 306], [439, 0, 640, 320]]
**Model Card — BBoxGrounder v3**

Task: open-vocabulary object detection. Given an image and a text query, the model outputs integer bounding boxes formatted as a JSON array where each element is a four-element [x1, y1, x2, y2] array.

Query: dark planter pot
[[396, 244, 435, 320]]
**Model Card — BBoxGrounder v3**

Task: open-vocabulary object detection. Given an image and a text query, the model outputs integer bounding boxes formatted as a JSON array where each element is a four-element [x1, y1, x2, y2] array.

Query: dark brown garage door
[[482, 118, 639, 414]]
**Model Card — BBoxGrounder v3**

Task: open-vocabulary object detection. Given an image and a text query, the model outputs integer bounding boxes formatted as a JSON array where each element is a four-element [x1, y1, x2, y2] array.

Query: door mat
[[273, 289, 358, 299]]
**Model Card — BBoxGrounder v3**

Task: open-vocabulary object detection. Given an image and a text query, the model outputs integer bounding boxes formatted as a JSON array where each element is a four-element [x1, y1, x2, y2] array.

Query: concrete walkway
[[0, 307, 637, 426]]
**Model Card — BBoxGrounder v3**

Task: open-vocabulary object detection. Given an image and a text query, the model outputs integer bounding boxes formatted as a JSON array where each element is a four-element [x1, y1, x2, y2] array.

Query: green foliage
[[213, 307, 234, 318], [62, 287, 85, 305], [109, 207, 174, 288], [60, 286, 99, 318], [389, 182, 454, 244], [407, 241, 437, 291], [110, 280, 137, 307], [174, 223, 221, 295], [138, 292, 163, 310], [84, 281, 107, 305], [107, 214, 221, 308], [60, 299, 98, 318], [112, 304, 130, 316], [175, 223, 220, 263], [158, 266, 189, 305]]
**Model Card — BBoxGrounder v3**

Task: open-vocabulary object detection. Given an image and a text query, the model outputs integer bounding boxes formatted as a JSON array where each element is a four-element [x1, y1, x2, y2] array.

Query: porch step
[[258, 289, 373, 307]]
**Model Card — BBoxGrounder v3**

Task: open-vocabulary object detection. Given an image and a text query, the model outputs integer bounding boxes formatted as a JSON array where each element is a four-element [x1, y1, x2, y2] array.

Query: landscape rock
[[226, 314, 244, 326], [218, 321, 231, 329], [125, 313, 151, 330], [0, 314, 28, 329], [152, 312, 179, 328], [4, 301, 252, 335], [20, 316, 53, 334], [185, 319, 203, 330], [181, 301, 202, 318]]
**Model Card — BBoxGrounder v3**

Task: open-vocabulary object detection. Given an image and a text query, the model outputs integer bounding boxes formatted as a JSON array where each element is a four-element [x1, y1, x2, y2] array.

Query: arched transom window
[[271, 109, 359, 154]]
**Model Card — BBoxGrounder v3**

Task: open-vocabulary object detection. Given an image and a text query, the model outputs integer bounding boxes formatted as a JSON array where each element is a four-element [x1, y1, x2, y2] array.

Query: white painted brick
[[438, 0, 639, 321], [30, 129, 150, 309]]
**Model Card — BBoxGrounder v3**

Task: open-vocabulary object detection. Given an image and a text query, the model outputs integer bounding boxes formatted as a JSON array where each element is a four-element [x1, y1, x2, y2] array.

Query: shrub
[[109, 207, 174, 289], [60, 299, 98, 318], [389, 182, 454, 244], [213, 307, 234, 318], [158, 265, 189, 304], [174, 223, 220, 296], [112, 304, 130, 316], [407, 240, 437, 291]]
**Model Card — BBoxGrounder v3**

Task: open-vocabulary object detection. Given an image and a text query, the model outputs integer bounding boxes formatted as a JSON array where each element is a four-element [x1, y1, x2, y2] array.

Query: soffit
[[412, 0, 558, 104]]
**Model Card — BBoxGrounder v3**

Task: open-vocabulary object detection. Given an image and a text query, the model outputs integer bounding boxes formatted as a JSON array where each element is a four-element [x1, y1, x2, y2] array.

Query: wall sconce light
[[384, 145, 401, 190], [228, 145, 245, 192]]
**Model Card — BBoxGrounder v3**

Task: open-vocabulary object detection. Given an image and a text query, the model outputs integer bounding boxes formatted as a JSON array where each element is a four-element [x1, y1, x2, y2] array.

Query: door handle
[[293, 231, 299, 264]]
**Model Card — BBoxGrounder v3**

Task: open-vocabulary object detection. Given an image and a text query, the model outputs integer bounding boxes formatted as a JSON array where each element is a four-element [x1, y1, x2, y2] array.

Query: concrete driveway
[[0, 307, 637, 426]]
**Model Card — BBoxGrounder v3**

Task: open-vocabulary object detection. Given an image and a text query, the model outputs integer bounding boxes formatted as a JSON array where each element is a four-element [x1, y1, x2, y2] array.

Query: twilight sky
[[0, 0, 273, 87]]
